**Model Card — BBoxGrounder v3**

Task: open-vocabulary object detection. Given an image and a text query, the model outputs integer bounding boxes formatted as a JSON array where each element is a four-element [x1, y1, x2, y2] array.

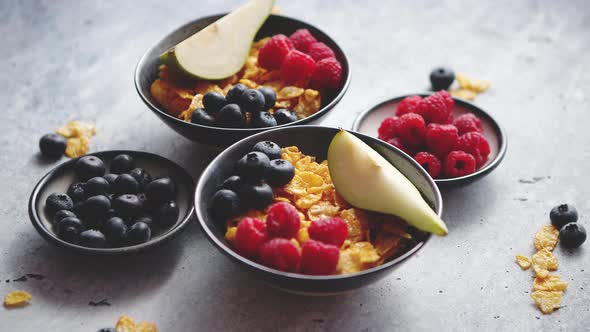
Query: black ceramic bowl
[[352, 94, 507, 186], [29, 151, 195, 255], [135, 14, 351, 147], [195, 126, 442, 295]]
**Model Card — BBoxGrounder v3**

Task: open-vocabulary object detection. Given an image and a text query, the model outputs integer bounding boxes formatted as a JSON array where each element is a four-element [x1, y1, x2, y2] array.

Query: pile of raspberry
[[232, 202, 348, 275], [257, 29, 343, 90], [377, 91, 490, 178]]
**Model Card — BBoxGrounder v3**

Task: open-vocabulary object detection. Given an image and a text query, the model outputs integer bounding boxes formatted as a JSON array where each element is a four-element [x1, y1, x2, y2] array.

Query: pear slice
[[328, 130, 448, 236], [160, 0, 275, 80]]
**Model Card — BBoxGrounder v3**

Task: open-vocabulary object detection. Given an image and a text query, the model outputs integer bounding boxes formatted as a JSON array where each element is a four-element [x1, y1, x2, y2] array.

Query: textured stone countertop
[[1, 0, 589, 331]]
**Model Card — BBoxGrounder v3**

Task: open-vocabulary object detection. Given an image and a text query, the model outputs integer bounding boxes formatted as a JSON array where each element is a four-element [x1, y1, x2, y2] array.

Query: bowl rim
[[194, 125, 442, 281], [28, 150, 195, 255], [351, 93, 508, 185], [134, 13, 351, 133]]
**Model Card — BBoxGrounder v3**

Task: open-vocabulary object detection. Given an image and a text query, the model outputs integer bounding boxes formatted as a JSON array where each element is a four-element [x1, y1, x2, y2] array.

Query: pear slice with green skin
[[160, 0, 275, 80], [328, 130, 448, 236]]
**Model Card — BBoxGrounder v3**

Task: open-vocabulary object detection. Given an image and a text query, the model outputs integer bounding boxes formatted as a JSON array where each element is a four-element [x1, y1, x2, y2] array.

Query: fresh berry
[[386, 137, 413, 155], [240, 89, 266, 113], [53, 210, 76, 226], [266, 159, 295, 187], [416, 93, 450, 124], [221, 175, 245, 193], [454, 113, 482, 135], [103, 173, 117, 186], [273, 108, 298, 125], [234, 217, 267, 258], [39, 133, 67, 158], [424, 123, 459, 157], [289, 29, 317, 53], [84, 195, 112, 219], [127, 221, 151, 245], [252, 141, 282, 160], [226, 84, 248, 104], [154, 200, 179, 227], [307, 42, 335, 61], [395, 95, 423, 116], [45, 193, 74, 216], [103, 217, 128, 246], [75, 156, 105, 181], [308, 217, 348, 247], [250, 111, 277, 128], [257, 34, 294, 70], [56, 216, 85, 243], [281, 50, 316, 85], [235, 151, 270, 181], [134, 215, 154, 229], [210, 189, 241, 220], [258, 238, 301, 272], [430, 67, 455, 91], [202, 92, 227, 114], [444, 114, 454, 124], [113, 174, 140, 195], [241, 182, 273, 209], [397, 113, 426, 147], [85, 177, 110, 196], [377, 117, 400, 141], [78, 230, 107, 248], [550, 204, 578, 229], [438, 90, 454, 110], [112, 194, 142, 218], [258, 87, 277, 111], [414, 152, 442, 178], [456, 132, 490, 167], [266, 202, 301, 238], [311, 57, 342, 89], [444, 151, 476, 177], [67, 182, 86, 202], [145, 177, 176, 204], [217, 104, 245, 128], [110, 154, 135, 174], [300, 240, 339, 275], [128, 168, 151, 190], [559, 223, 586, 248], [191, 108, 216, 126]]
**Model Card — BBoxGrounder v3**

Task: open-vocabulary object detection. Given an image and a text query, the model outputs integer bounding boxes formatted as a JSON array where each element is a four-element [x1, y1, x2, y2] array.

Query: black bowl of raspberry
[[352, 94, 507, 186], [135, 14, 351, 148]]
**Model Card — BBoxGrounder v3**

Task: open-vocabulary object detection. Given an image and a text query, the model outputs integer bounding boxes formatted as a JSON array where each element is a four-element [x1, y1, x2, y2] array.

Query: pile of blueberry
[[210, 141, 295, 220], [550, 203, 586, 248], [45, 154, 179, 248], [191, 84, 298, 128]]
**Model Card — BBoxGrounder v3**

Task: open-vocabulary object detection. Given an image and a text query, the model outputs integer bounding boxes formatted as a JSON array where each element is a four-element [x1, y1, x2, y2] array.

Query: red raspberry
[[425, 123, 459, 157], [386, 137, 413, 155], [395, 95, 422, 116], [437, 90, 454, 110], [300, 240, 339, 275], [266, 202, 301, 238], [311, 57, 342, 89], [414, 152, 442, 178], [444, 151, 476, 177], [456, 132, 490, 167], [454, 113, 482, 135], [258, 238, 301, 273], [377, 117, 400, 141], [234, 218, 267, 258], [257, 34, 294, 70], [397, 113, 426, 147], [308, 217, 348, 247], [289, 29, 317, 53], [444, 114, 454, 124], [307, 42, 335, 61], [416, 94, 450, 124], [281, 50, 316, 86]]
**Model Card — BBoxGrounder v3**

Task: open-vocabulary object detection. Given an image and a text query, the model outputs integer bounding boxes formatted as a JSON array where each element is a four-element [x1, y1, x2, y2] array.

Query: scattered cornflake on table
[[3, 290, 32, 308], [55, 120, 97, 158], [534, 225, 559, 251], [449, 73, 490, 100], [450, 89, 477, 101], [532, 248, 558, 278], [515, 254, 532, 270], [115, 315, 158, 332], [531, 290, 562, 314], [533, 274, 569, 292]]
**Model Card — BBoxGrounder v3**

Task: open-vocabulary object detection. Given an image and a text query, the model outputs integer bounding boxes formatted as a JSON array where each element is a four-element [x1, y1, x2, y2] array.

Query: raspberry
[[395, 95, 422, 116], [307, 42, 335, 61], [444, 151, 476, 177], [386, 137, 413, 155], [437, 90, 454, 110], [456, 132, 490, 167], [444, 114, 454, 124], [266, 202, 301, 238], [416, 94, 450, 124], [308, 217, 348, 247], [258, 238, 301, 272], [300, 240, 339, 275], [311, 58, 342, 89], [424, 123, 459, 157], [454, 113, 482, 135], [281, 50, 316, 85], [234, 218, 267, 258], [257, 34, 294, 70], [289, 29, 317, 53], [377, 117, 400, 141], [414, 152, 442, 178], [397, 113, 426, 147]]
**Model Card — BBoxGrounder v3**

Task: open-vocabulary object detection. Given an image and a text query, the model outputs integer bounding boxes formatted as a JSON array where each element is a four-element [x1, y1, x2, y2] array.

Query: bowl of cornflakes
[[135, 14, 350, 147], [195, 126, 441, 295]]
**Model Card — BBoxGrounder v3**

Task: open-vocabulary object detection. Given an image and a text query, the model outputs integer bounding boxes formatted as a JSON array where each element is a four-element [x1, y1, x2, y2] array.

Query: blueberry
[[273, 108, 298, 125], [134, 215, 154, 229], [252, 141, 282, 160], [258, 87, 276, 111], [250, 111, 277, 128], [266, 159, 295, 187], [85, 177, 110, 196], [210, 189, 241, 220], [56, 216, 85, 243], [217, 104, 245, 128], [78, 229, 107, 248], [240, 89, 265, 113], [39, 133, 67, 158], [137, 193, 147, 210], [112, 194, 142, 218], [73, 201, 86, 217], [430, 67, 455, 91], [226, 84, 248, 104], [110, 154, 135, 174], [113, 174, 140, 195], [84, 195, 111, 219], [241, 182, 273, 209], [127, 222, 151, 245], [103, 173, 118, 186], [53, 210, 76, 226], [559, 223, 586, 248], [220, 175, 245, 193], [550, 204, 578, 229], [67, 182, 86, 203], [155, 201, 179, 228], [129, 168, 152, 189], [191, 108, 216, 126], [145, 177, 176, 204], [234, 151, 270, 182], [103, 217, 128, 246], [45, 193, 74, 216], [97, 328, 116, 332], [75, 156, 105, 180], [203, 92, 227, 114]]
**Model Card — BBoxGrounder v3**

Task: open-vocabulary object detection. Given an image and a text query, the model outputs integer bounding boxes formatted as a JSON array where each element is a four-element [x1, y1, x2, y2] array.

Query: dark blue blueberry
[[252, 141, 282, 160], [241, 182, 273, 209], [67, 182, 86, 203], [103, 173, 118, 186], [110, 154, 135, 174], [202, 92, 227, 114], [273, 108, 298, 125], [226, 84, 247, 104], [78, 229, 107, 248], [560, 223, 586, 248], [210, 189, 241, 221], [145, 177, 176, 204], [127, 222, 151, 245], [112, 194, 143, 218], [45, 193, 74, 216], [113, 174, 139, 195], [240, 89, 265, 113], [266, 159, 295, 187], [39, 133, 66, 158], [103, 217, 128, 246], [217, 104, 245, 128], [155, 200, 179, 228], [85, 177, 110, 197], [258, 87, 276, 111], [220, 175, 245, 193], [234, 151, 270, 182], [430, 67, 455, 91], [53, 210, 76, 226], [74, 156, 105, 181], [250, 111, 277, 128], [129, 168, 152, 189], [550, 204, 578, 229], [56, 216, 85, 243], [84, 195, 111, 219], [191, 108, 216, 126], [134, 215, 154, 229]]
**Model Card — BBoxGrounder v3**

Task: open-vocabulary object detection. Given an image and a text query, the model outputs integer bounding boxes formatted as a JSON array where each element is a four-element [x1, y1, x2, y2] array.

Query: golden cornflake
[[4, 290, 32, 307], [456, 73, 490, 92], [277, 86, 304, 100], [450, 89, 477, 101], [532, 248, 558, 278], [533, 274, 568, 292], [149, 78, 193, 117], [531, 291, 562, 314], [337, 242, 381, 274], [339, 208, 369, 242], [56, 121, 96, 138], [225, 227, 237, 242], [65, 136, 90, 158], [115, 315, 158, 332], [534, 224, 559, 251], [515, 254, 532, 270]]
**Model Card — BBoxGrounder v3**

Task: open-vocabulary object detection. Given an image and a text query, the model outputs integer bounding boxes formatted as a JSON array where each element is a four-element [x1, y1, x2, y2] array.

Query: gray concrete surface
[[1, 0, 589, 331]]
